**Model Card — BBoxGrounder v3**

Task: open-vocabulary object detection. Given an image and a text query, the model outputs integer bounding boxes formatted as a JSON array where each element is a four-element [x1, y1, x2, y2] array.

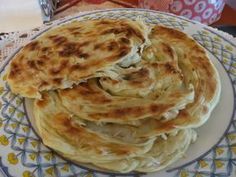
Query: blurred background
[[0, 0, 235, 35]]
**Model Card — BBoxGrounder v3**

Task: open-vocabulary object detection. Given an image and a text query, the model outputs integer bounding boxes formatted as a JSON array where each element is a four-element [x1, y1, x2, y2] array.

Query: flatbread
[[7, 19, 149, 98], [7, 18, 221, 174], [33, 91, 195, 172], [57, 25, 220, 129], [74, 129, 196, 173], [58, 77, 193, 123], [34, 92, 156, 163], [146, 26, 221, 128]]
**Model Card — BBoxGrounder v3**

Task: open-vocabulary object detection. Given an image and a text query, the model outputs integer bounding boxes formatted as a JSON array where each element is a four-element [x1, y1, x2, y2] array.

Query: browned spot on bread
[[94, 41, 119, 51], [25, 41, 39, 51], [79, 41, 90, 47], [25, 87, 37, 97], [60, 59, 69, 67], [8, 72, 18, 79], [67, 27, 81, 32], [59, 42, 79, 57], [27, 61, 38, 70], [107, 41, 118, 51], [193, 57, 212, 76], [40, 55, 50, 60], [124, 68, 149, 81], [72, 31, 81, 35], [39, 81, 49, 88], [94, 43, 102, 50], [164, 63, 179, 74], [49, 60, 68, 75], [125, 27, 145, 42], [77, 53, 89, 59], [149, 104, 172, 114], [52, 78, 62, 85], [48, 35, 67, 46], [86, 59, 104, 69], [100, 25, 141, 37], [59, 50, 70, 57], [36, 94, 49, 108], [64, 83, 112, 104], [36, 60, 45, 66], [101, 28, 122, 35], [161, 43, 174, 59], [170, 29, 186, 40], [91, 106, 143, 119], [114, 107, 142, 117], [119, 37, 130, 44], [9, 62, 21, 79], [100, 29, 113, 35], [202, 105, 209, 114], [70, 63, 87, 71], [8, 70, 17, 79], [35, 56, 49, 67], [153, 26, 186, 40], [52, 113, 83, 135], [100, 78, 119, 85], [126, 68, 152, 87], [96, 19, 113, 25], [41, 47, 50, 52], [118, 47, 129, 58], [150, 104, 160, 113]]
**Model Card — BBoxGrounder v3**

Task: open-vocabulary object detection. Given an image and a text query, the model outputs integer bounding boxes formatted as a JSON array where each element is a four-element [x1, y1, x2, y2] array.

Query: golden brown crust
[[58, 77, 192, 123], [15, 20, 220, 173], [51, 113, 137, 156], [34, 92, 156, 163], [7, 19, 146, 98], [142, 25, 220, 129]]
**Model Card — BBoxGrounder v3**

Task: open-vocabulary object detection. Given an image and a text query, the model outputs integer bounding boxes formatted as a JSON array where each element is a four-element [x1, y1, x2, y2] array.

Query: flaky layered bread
[[146, 26, 221, 128], [95, 129, 196, 173], [7, 19, 149, 98], [58, 78, 193, 124], [7, 18, 221, 173], [34, 92, 156, 163], [57, 25, 220, 129], [34, 91, 196, 172]]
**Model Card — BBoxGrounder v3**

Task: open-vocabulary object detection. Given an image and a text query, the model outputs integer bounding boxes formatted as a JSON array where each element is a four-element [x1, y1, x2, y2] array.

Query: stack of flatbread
[[7, 19, 221, 173]]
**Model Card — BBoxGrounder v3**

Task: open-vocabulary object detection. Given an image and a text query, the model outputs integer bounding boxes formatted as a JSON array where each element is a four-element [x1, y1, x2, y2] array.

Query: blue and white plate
[[0, 9, 235, 177]]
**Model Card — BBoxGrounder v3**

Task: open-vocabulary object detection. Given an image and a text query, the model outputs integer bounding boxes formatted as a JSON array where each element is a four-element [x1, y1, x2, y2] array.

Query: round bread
[[57, 25, 220, 129], [8, 18, 221, 173], [7, 19, 149, 98], [33, 91, 195, 172]]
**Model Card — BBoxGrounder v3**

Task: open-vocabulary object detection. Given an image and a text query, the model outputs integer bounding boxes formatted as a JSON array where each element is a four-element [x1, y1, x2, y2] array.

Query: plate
[[0, 9, 235, 177]]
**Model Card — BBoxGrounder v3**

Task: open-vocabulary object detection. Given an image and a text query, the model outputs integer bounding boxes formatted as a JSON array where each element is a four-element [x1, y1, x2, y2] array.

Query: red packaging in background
[[84, 0, 107, 3], [138, 0, 226, 25], [63, 0, 226, 25]]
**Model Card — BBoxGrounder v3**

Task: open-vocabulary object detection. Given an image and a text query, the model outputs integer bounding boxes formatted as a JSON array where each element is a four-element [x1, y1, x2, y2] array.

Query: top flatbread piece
[[7, 19, 147, 98]]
